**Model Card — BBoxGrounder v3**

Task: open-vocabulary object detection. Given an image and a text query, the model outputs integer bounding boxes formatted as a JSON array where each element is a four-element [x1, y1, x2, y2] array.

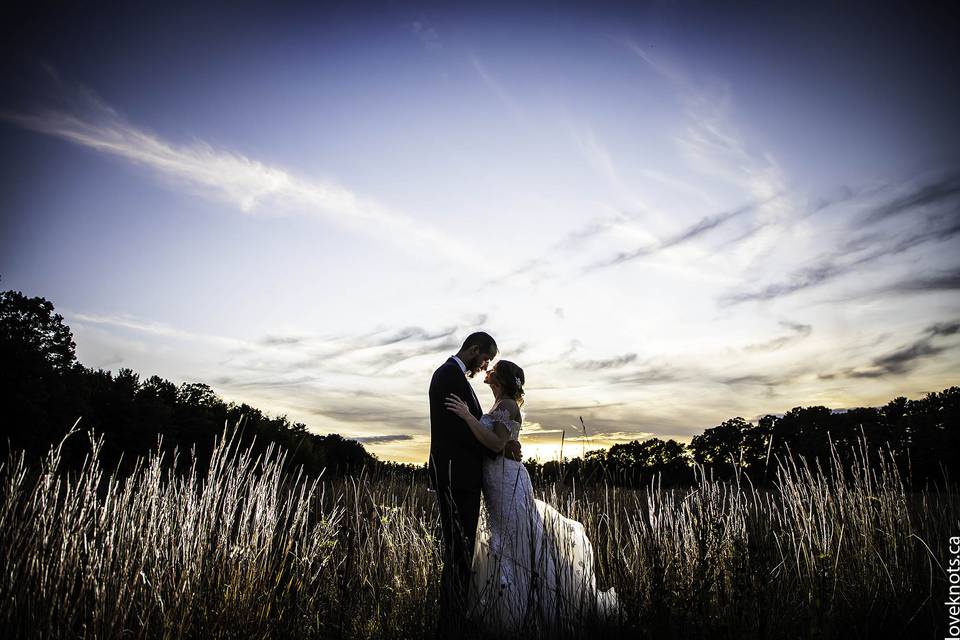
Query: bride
[[445, 360, 618, 635]]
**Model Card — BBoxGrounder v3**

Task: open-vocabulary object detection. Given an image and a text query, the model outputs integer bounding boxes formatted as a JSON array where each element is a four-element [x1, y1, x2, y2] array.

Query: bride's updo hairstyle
[[494, 360, 526, 408]]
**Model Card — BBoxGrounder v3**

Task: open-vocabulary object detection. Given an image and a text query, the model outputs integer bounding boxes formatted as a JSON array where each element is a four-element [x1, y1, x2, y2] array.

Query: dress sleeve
[[489, 409, 520, 439]]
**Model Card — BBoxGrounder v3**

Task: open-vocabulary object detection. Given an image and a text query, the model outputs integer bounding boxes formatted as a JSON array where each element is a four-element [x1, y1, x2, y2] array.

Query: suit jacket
[[428, 357, 497, 493]]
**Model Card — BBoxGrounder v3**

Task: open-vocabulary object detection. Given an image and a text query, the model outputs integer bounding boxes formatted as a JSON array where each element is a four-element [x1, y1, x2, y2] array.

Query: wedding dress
[[466, 408, 618, 635]]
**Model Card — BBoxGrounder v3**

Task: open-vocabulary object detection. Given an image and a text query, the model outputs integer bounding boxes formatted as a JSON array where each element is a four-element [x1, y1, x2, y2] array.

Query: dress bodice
[[480, 408, 522, 440]]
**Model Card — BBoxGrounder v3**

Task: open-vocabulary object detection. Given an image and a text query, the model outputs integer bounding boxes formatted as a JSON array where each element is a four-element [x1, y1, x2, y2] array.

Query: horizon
[[2, 1, 958, 464]]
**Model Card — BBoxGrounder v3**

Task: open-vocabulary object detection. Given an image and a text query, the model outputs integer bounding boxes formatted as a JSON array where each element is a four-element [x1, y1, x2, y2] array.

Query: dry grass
[[0, 426, 952, 639]]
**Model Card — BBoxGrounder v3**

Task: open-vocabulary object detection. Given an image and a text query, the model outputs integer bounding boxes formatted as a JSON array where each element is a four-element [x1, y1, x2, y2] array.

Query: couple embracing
[[428, 332, 617, 637]]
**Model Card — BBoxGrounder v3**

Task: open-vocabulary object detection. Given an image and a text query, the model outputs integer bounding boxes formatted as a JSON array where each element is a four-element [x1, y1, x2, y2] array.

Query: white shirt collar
[[451, 355, 468, 375]]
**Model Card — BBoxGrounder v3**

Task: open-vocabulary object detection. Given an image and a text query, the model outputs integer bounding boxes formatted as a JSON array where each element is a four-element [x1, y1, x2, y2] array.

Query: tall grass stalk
[[0, 425, 342, 639], [1, 426, 953, 638]]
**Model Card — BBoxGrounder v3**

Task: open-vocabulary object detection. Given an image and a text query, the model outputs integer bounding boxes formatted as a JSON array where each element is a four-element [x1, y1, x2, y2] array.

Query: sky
[[2, 1, 959, 463]]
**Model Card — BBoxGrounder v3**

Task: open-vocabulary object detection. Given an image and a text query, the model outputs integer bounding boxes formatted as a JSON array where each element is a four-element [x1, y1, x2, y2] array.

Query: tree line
[[0, 288, 377, 480], [1, 288, 957, 489], [525, 391, 960, 490]]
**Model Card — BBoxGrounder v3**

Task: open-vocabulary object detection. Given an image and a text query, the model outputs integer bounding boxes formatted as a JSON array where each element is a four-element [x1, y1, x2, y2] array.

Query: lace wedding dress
[[466, 408, 618, 635]]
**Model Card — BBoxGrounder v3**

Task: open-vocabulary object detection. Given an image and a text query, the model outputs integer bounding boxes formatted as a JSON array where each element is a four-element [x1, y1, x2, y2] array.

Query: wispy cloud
[[821, 320, 960, 379], [719, 175, 960, 305], [224, 324, 468, 377], [605, 364, 685, 386], [719, 261, 850, 306], [613, 38, 798, 290], [478, 45, 791, 289], [469, 54, 524, 120], [611, 37, 685, 85], [68, 306, 474, 391], [885, 267, 960, 293], [574, 353, 638, 370], [247, 323, 468, 362], [370, 325, 459, 346], [851, 341, 947, 378], [489, 193, 777, 289], [307, 404, 426, 431], [565, 112, 719, 207], [351, 434, 414, 444], [619, 40, 787, 204], [67, 311, 251, 350], [526, 401, 626, 413], [861, 174, 960, 225], [584, 197, 770, 272], [365, 336, 461, 373], [477, 206, 649, 289], [634, 168, 720, 208], [407, 19, 442, 52], [718, 371, 800, 387], [566, 123, 628, 194], [212, 374, 318, 390], [743, 321, 812, 352], [928, 321, 960, 337], [260, 335, 306, 347], [2, 70, 476, 268]]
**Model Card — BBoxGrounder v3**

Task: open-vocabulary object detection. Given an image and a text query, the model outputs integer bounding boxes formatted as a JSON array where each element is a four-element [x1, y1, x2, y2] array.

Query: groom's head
[[456, 332, 498, 378]]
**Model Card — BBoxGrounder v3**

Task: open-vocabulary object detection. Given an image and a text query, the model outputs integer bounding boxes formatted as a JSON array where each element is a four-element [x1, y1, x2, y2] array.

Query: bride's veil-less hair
[[492, 360, 525, 408]]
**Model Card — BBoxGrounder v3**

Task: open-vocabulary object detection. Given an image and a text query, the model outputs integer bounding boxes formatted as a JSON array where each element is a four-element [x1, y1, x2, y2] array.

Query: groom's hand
[[504, 439, 522, 462]]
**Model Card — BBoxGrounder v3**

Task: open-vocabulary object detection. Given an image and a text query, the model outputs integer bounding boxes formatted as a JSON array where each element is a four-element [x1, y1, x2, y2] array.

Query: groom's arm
[[430, 366, 490, 454], [504, 439, 522, 462]]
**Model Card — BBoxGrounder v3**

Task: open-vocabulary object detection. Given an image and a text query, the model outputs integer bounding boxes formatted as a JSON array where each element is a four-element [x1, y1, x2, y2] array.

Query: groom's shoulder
[[433, 357, 457, 373], [431, 358, 458, 382]]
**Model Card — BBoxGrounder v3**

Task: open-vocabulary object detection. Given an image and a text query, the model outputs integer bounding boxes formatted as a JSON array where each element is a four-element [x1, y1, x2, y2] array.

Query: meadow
[[0, 425, 952, 639]]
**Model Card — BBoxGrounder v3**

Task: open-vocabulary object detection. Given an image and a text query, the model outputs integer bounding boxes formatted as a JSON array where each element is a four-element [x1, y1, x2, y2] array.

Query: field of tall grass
[[0, 424, 953, 639]]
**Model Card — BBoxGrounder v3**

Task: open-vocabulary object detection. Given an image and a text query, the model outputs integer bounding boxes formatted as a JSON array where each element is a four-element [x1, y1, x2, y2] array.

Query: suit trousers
[[436, 485, 481, 635]]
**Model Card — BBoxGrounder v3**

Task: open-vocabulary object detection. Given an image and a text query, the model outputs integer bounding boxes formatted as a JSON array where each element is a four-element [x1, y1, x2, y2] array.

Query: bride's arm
[[445, 394, 510, 452], [496, 399, 523, 461], [493, 398, 523, 462]]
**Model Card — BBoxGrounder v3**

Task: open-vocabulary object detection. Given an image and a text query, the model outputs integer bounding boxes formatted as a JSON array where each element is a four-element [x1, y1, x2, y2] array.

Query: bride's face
[[483, 365, 499, 391]]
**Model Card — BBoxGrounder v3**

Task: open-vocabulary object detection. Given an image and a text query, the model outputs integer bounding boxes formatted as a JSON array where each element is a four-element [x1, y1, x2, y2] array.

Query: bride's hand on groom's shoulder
[[444, 394, 472, 420]]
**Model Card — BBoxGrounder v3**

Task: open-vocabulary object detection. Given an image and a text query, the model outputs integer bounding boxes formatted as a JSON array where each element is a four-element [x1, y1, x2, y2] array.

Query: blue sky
[[2, 1, 959, 462]]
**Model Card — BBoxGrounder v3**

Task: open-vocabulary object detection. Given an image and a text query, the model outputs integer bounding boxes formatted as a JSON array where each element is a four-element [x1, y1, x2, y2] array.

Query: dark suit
[[428, 357, 497, 634]]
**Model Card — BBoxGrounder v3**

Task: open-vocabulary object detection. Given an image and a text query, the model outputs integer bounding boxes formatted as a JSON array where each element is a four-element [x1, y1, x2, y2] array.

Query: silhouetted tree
[[691, 417, 751, 480], [0, 289, 81, 460], [313, 433, 376, 473], [902, 386, 960, 487]]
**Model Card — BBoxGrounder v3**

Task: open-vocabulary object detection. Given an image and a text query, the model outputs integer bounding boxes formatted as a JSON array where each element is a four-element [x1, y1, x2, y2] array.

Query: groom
[[428, 331, 521, 635]]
